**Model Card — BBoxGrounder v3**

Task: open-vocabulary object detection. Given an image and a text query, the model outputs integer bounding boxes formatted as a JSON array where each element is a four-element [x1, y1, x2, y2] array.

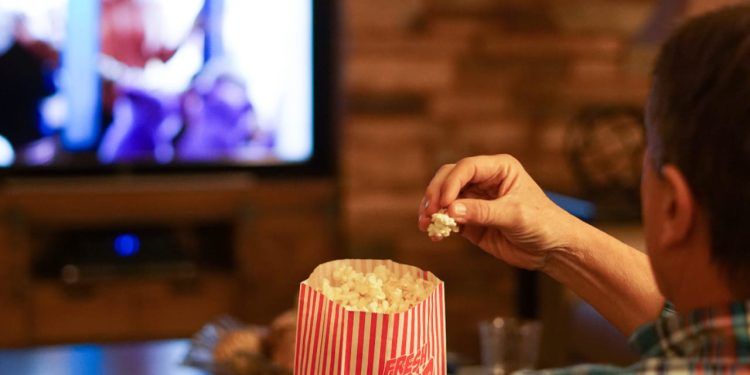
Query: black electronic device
[[32, 223, 233, 283]]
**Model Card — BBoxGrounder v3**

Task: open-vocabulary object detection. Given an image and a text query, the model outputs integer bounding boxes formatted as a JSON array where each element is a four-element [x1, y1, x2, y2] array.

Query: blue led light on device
[[114, 233, 140, 257]]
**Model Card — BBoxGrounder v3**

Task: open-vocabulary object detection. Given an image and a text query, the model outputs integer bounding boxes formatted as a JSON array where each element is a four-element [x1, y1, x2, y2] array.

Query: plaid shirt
[[534, 301, 750, 374]]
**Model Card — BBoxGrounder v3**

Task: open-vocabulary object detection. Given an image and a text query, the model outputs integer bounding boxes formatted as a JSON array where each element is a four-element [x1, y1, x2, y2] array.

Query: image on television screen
[[0, 0, 313, 168]]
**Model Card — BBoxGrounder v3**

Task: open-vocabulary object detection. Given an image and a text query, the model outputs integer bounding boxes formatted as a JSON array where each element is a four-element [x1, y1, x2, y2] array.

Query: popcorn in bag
[[294, 259, 446, 375]]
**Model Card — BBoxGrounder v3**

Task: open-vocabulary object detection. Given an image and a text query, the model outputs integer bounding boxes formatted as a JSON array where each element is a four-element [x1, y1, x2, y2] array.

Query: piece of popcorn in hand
[[427, 210, 459, 239]]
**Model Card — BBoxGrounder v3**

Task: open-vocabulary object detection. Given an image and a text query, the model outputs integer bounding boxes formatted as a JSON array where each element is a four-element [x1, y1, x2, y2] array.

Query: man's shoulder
[[523, 358, 750, 375], [519, 363, 634, 375]]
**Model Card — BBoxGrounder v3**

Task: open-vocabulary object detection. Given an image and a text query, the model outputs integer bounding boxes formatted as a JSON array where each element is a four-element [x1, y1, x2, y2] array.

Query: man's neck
[[668, 247, 736, 313]]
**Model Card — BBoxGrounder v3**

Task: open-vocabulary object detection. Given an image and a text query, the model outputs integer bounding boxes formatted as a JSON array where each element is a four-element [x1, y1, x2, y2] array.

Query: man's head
[[642, 4, 750, 302]]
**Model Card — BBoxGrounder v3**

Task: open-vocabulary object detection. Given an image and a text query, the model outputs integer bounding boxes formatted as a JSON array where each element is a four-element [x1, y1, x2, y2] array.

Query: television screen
[[0, 0, 322, 171]]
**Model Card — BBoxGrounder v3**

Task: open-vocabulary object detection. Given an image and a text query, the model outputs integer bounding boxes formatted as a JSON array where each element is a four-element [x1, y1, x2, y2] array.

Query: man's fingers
[[419, 163, 455, 233], [422, 163, 455, 216], [448, 198, 512, 228], [421, 155, 522, 234], [418, 215, 432, 232], [439, 155, 517, 208]]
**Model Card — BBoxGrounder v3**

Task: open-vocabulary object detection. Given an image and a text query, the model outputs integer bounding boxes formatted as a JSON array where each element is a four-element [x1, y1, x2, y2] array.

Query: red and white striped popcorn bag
[[294, 259, 446, 375]]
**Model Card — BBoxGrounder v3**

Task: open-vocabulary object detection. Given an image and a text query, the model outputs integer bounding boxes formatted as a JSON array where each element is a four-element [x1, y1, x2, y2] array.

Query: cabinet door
[[0, 217, 30, 347], [0, 293, 27, 347], [136, 275, 238, 337], [31, 276, 239, 343], [31, 282, 135, 343]]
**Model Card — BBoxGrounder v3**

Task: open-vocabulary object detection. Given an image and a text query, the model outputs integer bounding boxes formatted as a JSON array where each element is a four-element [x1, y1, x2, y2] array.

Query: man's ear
[[659, 164, 696, 247]]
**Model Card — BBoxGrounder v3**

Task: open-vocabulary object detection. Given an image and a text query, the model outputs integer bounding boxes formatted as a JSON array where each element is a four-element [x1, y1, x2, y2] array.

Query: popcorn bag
[[294, 259, 446, 375]]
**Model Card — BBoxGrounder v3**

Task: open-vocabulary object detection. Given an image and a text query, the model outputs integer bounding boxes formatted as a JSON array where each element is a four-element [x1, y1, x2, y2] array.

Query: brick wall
[[341, 0, 656, 362]]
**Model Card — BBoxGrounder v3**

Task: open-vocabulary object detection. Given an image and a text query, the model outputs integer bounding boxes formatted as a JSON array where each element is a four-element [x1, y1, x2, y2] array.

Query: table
[[0, 340, 205, 375]]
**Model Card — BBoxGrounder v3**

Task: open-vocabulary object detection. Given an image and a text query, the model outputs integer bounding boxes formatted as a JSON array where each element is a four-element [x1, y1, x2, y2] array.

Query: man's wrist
[[540, 214, 598, 280]]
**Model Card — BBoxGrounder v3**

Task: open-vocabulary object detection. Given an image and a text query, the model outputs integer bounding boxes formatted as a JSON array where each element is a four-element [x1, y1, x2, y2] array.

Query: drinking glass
[[478, 318, 542, 375]]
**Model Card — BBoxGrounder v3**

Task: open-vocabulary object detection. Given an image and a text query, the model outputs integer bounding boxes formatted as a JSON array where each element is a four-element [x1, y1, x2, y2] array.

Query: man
[[419, 4, 750, 373]]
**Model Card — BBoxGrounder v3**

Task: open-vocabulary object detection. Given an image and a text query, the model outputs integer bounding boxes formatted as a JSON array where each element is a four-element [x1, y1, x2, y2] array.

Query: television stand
[[0, 175, 339, 347]]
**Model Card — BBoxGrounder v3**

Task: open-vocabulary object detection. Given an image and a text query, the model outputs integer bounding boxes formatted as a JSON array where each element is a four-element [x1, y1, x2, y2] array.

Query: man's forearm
[[543, 218, 665, 336]]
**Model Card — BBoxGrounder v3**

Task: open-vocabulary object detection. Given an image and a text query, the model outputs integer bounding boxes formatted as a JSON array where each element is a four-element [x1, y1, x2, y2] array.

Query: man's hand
[[419, 154, 665, 335], [418, 154, 577, 271]]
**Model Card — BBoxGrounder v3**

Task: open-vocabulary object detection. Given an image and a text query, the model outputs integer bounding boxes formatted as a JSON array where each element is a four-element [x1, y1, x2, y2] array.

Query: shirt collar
[[629, 300, 750, 359]]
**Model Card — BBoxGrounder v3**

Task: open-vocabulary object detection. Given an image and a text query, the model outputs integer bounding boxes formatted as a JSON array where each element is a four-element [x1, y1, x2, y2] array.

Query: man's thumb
[[448, 198, 509, 227]]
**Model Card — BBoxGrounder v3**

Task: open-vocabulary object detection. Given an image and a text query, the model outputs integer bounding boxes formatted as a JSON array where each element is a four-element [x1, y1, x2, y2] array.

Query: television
[[0, 0, 338, 177]]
